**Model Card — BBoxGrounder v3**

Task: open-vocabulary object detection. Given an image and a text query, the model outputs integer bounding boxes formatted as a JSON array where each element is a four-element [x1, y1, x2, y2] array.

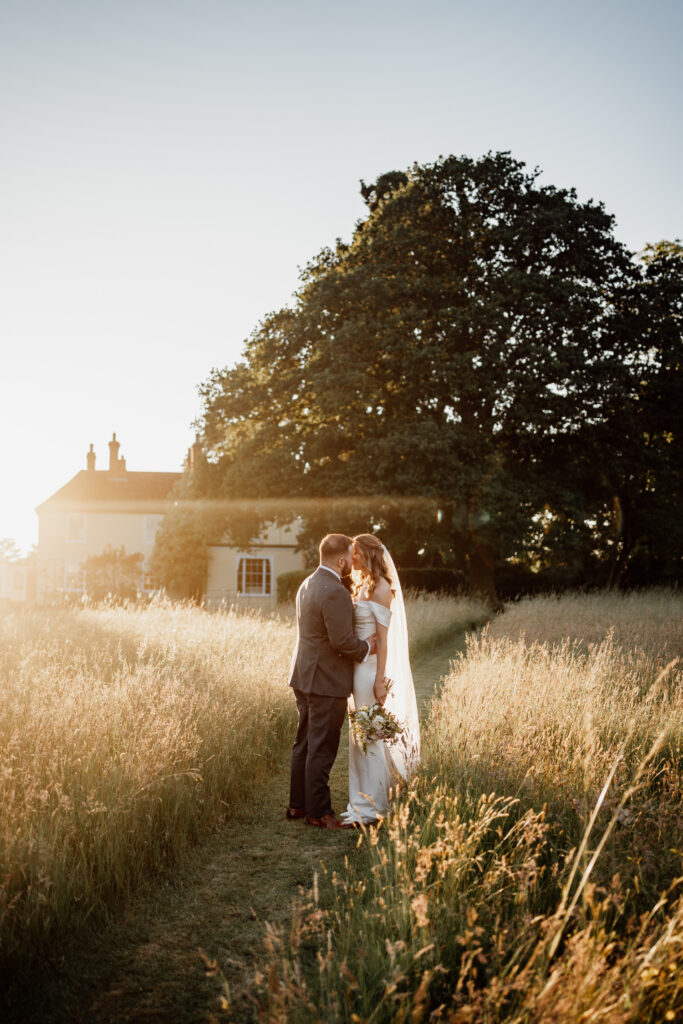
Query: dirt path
[[8, 635, 464, 1024]]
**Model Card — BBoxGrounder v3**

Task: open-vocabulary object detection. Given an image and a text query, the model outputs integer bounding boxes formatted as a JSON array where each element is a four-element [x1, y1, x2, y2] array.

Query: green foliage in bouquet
[[348, 680, 405, 755]]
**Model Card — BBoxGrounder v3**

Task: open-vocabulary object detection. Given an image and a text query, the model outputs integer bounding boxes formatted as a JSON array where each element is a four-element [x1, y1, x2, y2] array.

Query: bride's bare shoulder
[[372, 577, 392, 608]]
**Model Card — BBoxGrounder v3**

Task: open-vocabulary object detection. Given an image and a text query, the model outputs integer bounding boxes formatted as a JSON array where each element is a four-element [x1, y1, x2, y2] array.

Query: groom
[[287, 534, 376, 830]]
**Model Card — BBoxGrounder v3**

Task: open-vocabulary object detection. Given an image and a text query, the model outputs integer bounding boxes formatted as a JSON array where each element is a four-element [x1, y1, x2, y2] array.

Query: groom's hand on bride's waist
[[367, 633, 377, 656]]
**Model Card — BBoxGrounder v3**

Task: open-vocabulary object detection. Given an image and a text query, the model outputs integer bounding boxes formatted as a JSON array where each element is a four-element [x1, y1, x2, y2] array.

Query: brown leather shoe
[[306, 813, 343, 830], [285, 806, 306, 820]]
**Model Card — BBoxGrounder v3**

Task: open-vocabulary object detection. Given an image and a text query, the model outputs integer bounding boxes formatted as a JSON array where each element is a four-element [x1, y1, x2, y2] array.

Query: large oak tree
[[192, 153, 678, 600]]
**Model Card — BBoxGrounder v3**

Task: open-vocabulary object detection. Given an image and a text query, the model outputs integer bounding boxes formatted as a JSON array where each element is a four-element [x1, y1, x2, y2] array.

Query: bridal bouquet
[[348, 679, 405, 755]]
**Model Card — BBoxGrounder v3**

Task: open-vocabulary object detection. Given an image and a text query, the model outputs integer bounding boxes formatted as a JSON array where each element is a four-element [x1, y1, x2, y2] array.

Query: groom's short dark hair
[[319, 533, 353, 561]]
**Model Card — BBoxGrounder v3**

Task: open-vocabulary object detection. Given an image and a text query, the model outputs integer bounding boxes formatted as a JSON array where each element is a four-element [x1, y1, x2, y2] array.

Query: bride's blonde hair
[[353, 533, 395, 598]]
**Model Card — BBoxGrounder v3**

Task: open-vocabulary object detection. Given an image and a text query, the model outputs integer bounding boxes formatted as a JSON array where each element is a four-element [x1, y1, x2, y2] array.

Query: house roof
[[36, 470, 182, 512]]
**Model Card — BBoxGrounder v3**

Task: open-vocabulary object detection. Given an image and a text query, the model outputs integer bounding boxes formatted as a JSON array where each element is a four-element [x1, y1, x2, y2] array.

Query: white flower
[[348, 699, 405, 756]]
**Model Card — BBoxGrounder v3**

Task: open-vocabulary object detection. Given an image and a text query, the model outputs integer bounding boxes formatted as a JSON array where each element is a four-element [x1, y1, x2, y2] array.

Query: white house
[[0, 557, 33, 604], [35, 433, 181, 603], [34, 433, 305, 607], [205, 519, 305, 609]]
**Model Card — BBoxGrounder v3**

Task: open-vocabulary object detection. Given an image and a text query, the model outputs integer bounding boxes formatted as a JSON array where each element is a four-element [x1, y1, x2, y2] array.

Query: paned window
[[66, 513, 86, 542], [237, 557, 272, 596]]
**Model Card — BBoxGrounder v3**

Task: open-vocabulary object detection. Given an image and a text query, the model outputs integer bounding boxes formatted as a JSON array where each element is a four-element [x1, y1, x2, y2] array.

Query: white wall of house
[[36, 508, 163, 601], [0, 560, 29, 603], [205, 543, 306, 609], [35, 487, 307, 607]]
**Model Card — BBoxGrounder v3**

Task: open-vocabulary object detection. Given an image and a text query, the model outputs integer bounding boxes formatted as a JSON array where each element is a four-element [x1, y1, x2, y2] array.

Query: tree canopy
[[0, 539, 21, 562], [84, 546, 143, 601], [188, 152, 681, 599]]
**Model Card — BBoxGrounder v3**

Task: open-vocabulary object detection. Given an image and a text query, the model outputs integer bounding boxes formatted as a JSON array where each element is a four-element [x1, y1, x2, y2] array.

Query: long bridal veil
[[382, 547, 420, 779]]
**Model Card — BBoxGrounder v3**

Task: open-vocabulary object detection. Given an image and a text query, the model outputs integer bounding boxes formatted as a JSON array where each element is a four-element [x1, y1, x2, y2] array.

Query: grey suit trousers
[[289, 689, 347, 818]]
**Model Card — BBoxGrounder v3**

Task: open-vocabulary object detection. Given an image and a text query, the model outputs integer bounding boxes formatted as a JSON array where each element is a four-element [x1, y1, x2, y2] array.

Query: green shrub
[[494, 562, 584, 598], [399, 567, 466, 593], [277, 570, 309, 603]]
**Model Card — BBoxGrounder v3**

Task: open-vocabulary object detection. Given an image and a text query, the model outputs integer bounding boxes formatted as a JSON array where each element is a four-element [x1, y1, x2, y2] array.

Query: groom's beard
[[340, 556, 353, 578], [340, 573, 353, 593]]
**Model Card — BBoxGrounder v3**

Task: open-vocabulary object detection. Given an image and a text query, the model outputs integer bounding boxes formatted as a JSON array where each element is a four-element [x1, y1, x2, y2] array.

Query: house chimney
[[109, 433, 120, 471], [86, 443, 96, 472], [189, 434, 203, 469]]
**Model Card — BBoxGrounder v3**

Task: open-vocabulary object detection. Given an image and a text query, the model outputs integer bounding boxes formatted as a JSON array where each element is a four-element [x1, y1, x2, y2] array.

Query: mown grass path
[[9, 632, 468, 1024]]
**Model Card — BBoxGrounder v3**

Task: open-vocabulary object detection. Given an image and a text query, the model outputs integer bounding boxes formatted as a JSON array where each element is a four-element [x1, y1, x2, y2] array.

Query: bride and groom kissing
[[287, 532, 420, 830]]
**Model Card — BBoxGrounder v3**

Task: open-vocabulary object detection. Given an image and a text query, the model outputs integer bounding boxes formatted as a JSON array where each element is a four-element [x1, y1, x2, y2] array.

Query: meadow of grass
[[0, 591, 479, 984], [0, 600, 297, 980], [403, 592, 489, 659], [253, 589, 683, 1023], [485, 588, 682, 662]]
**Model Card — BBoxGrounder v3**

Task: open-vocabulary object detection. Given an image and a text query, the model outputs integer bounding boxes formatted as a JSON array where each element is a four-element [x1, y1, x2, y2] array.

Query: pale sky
[[1, 0, 681, 554]]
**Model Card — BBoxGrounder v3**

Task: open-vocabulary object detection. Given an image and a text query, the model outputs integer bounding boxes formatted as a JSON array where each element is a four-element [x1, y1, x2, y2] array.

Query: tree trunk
[[605, 495, 632, 589], [467, 544, 503, 611], [606, 538, 633, 589]]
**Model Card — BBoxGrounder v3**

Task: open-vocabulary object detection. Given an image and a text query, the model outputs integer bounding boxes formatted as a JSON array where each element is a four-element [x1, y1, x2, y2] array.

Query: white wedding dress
[[341, 598, 395, 824], [341, 551, 421, 826]]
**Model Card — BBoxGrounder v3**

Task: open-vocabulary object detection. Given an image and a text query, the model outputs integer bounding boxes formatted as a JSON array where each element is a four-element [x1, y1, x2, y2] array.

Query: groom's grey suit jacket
[[288, 567, 369, 698]]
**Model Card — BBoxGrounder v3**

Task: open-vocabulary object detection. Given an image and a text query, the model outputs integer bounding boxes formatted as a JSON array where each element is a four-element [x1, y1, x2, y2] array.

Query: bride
[[340, 534, 420, 827]]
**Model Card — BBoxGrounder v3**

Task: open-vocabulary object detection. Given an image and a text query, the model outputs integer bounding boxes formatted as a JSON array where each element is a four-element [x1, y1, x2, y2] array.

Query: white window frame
[[66, 512, 87, 543], [236, 554, 273, 597], [143, 514, 163, 546]]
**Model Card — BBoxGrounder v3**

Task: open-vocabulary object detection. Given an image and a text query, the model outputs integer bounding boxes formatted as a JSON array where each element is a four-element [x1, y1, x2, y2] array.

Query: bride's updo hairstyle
[[353, 533, 395, 598]]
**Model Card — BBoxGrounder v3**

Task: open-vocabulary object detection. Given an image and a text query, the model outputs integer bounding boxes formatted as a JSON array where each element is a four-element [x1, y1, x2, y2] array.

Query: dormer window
[[66, 513, 86, 543]]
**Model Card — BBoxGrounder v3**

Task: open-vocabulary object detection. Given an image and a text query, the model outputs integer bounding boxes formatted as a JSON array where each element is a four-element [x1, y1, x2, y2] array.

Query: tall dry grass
[[403, 592, 489, 658], [253, 590, 683, 1023], [0, 599, 296, 977], [0, 591, 479, 979], [486, 587, 682, 662]]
